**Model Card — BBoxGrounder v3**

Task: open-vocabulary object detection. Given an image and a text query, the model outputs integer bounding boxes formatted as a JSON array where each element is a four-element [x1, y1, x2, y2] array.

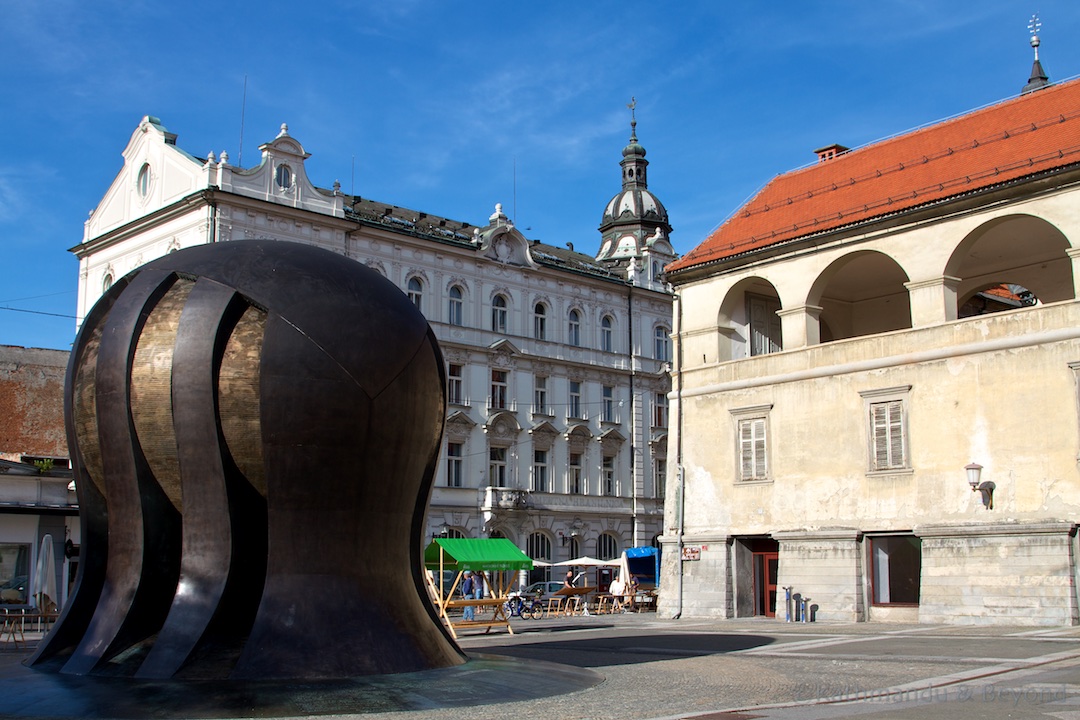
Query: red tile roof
[[668, 78, 1080, 275]]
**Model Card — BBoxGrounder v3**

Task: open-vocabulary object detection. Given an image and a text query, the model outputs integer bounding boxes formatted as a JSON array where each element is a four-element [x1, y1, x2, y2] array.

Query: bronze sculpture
[[29, 240, 463, 679]]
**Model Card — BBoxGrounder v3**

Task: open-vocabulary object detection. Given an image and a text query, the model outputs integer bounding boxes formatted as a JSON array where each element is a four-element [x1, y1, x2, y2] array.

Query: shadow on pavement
[[472, 633, 776, 667]]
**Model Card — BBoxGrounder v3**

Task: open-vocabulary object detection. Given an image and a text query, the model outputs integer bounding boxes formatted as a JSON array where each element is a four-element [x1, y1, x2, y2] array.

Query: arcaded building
[[660, 48, 1080, 624]]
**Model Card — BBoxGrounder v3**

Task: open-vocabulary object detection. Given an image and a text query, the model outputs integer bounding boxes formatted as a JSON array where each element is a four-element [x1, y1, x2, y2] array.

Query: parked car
[[520, 580, 566, 601], [0, 575, 27, 604]]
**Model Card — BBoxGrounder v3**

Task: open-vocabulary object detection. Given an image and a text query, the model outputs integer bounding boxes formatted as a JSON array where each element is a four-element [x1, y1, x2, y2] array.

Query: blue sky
[[2, 1, 1078, 351]]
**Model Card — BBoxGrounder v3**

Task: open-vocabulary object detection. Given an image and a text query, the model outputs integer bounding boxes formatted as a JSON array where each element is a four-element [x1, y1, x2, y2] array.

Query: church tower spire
[[1022, 13, 1051, 95], [596, 99, 676, 289]]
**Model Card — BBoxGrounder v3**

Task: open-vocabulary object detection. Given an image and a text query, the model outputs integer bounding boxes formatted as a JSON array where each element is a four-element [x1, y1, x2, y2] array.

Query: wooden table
[[440, 597, 512, 639], [1, 610, 56, 648], [553, 586, 596, 616]]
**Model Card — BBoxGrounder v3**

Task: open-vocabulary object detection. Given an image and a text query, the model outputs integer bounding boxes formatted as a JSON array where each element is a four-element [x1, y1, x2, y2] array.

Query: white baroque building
[[72, 116, 676, 577]]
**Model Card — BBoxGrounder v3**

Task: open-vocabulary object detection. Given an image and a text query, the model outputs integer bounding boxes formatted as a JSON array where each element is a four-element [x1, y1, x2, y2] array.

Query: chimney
[[814, 143, 849, 163]]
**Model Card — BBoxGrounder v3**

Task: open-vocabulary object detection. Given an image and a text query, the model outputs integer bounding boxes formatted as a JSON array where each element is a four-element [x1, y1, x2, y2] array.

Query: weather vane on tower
[[1028, 13, 1042, 60], [627, 96, 637, 139]]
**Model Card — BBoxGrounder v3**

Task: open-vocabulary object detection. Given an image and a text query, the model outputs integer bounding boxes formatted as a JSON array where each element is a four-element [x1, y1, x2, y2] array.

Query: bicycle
[[503, 593, 543, 620]]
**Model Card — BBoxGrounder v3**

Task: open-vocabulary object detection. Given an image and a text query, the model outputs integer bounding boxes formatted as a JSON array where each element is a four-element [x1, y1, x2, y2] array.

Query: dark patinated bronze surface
[[29, 240, 462, 679]]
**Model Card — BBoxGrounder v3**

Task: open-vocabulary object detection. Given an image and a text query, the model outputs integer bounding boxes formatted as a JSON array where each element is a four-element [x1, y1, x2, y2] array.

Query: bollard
[[783, 586, 793, 622], [800, 597, 809, 623]]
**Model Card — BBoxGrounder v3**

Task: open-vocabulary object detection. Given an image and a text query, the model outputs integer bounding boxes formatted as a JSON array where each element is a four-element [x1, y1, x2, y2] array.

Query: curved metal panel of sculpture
[[29, 240, 464, 679]]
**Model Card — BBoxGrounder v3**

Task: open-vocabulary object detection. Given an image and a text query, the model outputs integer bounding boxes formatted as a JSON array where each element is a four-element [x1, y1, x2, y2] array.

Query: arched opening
[[811, 250, 910, 342], [948, 214, 1073, 317], [717, 277, 783, 361]]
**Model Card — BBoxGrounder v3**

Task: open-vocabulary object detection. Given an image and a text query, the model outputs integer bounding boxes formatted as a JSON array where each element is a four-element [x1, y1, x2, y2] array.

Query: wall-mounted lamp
[[432, 522, 450, 540], [965, 462, 994, 509]]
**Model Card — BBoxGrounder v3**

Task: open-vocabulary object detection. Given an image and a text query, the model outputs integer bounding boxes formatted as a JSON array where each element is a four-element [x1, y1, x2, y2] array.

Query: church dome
[[601, 187, 669, 227], [622, 139, 646, 158]]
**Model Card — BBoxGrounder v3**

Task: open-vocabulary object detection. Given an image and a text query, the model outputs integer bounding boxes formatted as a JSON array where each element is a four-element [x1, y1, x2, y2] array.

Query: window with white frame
[[275, 164, 292, 189], [446, 442, 464, 487], [527, 532, 552, 562], [568, 381, 582, 419], [489, 446, 507, 487], [491, 294, 508, 333], [654, 326, 670, 362], [653, 392, 667, 428], [654, 457, 667, 498], [490, 369, 508, 410], [447, 363, 464, 405], [601, 315, 614, 352], [602, 385, 616, 423], [602, 455, 616, 496], [597, 533, 619, 560], [448, 285, 464, 326], [860, 386, 911, 473], [569, 452, 583, 494], [407, 277, 423, 311], [731, 404, 772, 482], [533, 376, 549, 415], [533, 449, 549, 493], [568, 309, 581, 347], [533, 303, 547, 340]]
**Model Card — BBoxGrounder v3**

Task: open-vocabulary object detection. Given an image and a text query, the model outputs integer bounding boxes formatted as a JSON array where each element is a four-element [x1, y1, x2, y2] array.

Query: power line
[[0, 306, 78, 319]]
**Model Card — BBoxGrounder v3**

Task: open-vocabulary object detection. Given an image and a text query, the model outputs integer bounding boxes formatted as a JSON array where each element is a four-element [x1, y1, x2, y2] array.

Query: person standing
[[461, 571, 475, 621], [609, 574, 626, 612]]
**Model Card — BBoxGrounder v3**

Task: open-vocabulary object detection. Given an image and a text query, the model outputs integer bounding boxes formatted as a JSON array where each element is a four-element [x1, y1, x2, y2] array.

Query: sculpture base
[[0, 652, 600, 718]]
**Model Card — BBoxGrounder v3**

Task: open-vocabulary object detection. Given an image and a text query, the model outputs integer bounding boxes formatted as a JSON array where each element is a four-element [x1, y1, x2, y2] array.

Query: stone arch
[[716, 276, 783, 361], [947, 214, 1073, 314], [808, 249, 911, 343]]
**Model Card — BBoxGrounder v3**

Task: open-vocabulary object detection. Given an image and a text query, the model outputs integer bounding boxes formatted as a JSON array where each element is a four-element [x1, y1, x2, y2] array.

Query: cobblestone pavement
[[3, 613, 1080, 719]]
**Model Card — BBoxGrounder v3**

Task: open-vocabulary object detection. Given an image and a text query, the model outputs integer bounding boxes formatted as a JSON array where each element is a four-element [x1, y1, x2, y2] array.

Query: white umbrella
[[34, 534, 57, 612], [553, 555, 621, 567]]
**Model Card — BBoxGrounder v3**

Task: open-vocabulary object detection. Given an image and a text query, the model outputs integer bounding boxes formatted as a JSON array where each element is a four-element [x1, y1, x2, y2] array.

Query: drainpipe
[[627, 283, 638, 548], [672, 291, 685, 619], [207, 190, 219, 243]]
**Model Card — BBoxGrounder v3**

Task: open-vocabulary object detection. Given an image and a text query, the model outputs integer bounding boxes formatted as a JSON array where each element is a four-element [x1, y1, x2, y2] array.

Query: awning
[[424, 538, 534, 572], [553, 555, 621, 567]]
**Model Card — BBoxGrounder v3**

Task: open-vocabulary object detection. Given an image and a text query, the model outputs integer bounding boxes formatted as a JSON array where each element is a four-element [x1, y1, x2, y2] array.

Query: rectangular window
[[446, 442, 463, 487], [653, 392, 668, 428], [448, 363, 463, 405], [602, 455, 616, 496], [532, 449, 549, 493], [568, 381, 582, 419], [861, 386, 911, 473], [870, 535, 921, 605], [569, 452, 583, 494], [747, 293, 782, 357], [534, 309, 546, 340], [448, 291, 463, 326], [870, 401, 905, 470], [654, 458, 667, 499], [731, 404, 772, 483], [654, 326, 670, 362], [602, 385, 616, 423], [533, 376, 548, 415], [489, 447, 507, 487], [738, 418, 767, 481], [0, 543, 30, 604], [490, 369, 508, 410]]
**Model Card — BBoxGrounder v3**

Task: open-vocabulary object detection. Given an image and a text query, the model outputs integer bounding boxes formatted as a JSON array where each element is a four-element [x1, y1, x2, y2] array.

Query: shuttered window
[[870, 400, 906, 470], [738, 417, 768, 481]]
